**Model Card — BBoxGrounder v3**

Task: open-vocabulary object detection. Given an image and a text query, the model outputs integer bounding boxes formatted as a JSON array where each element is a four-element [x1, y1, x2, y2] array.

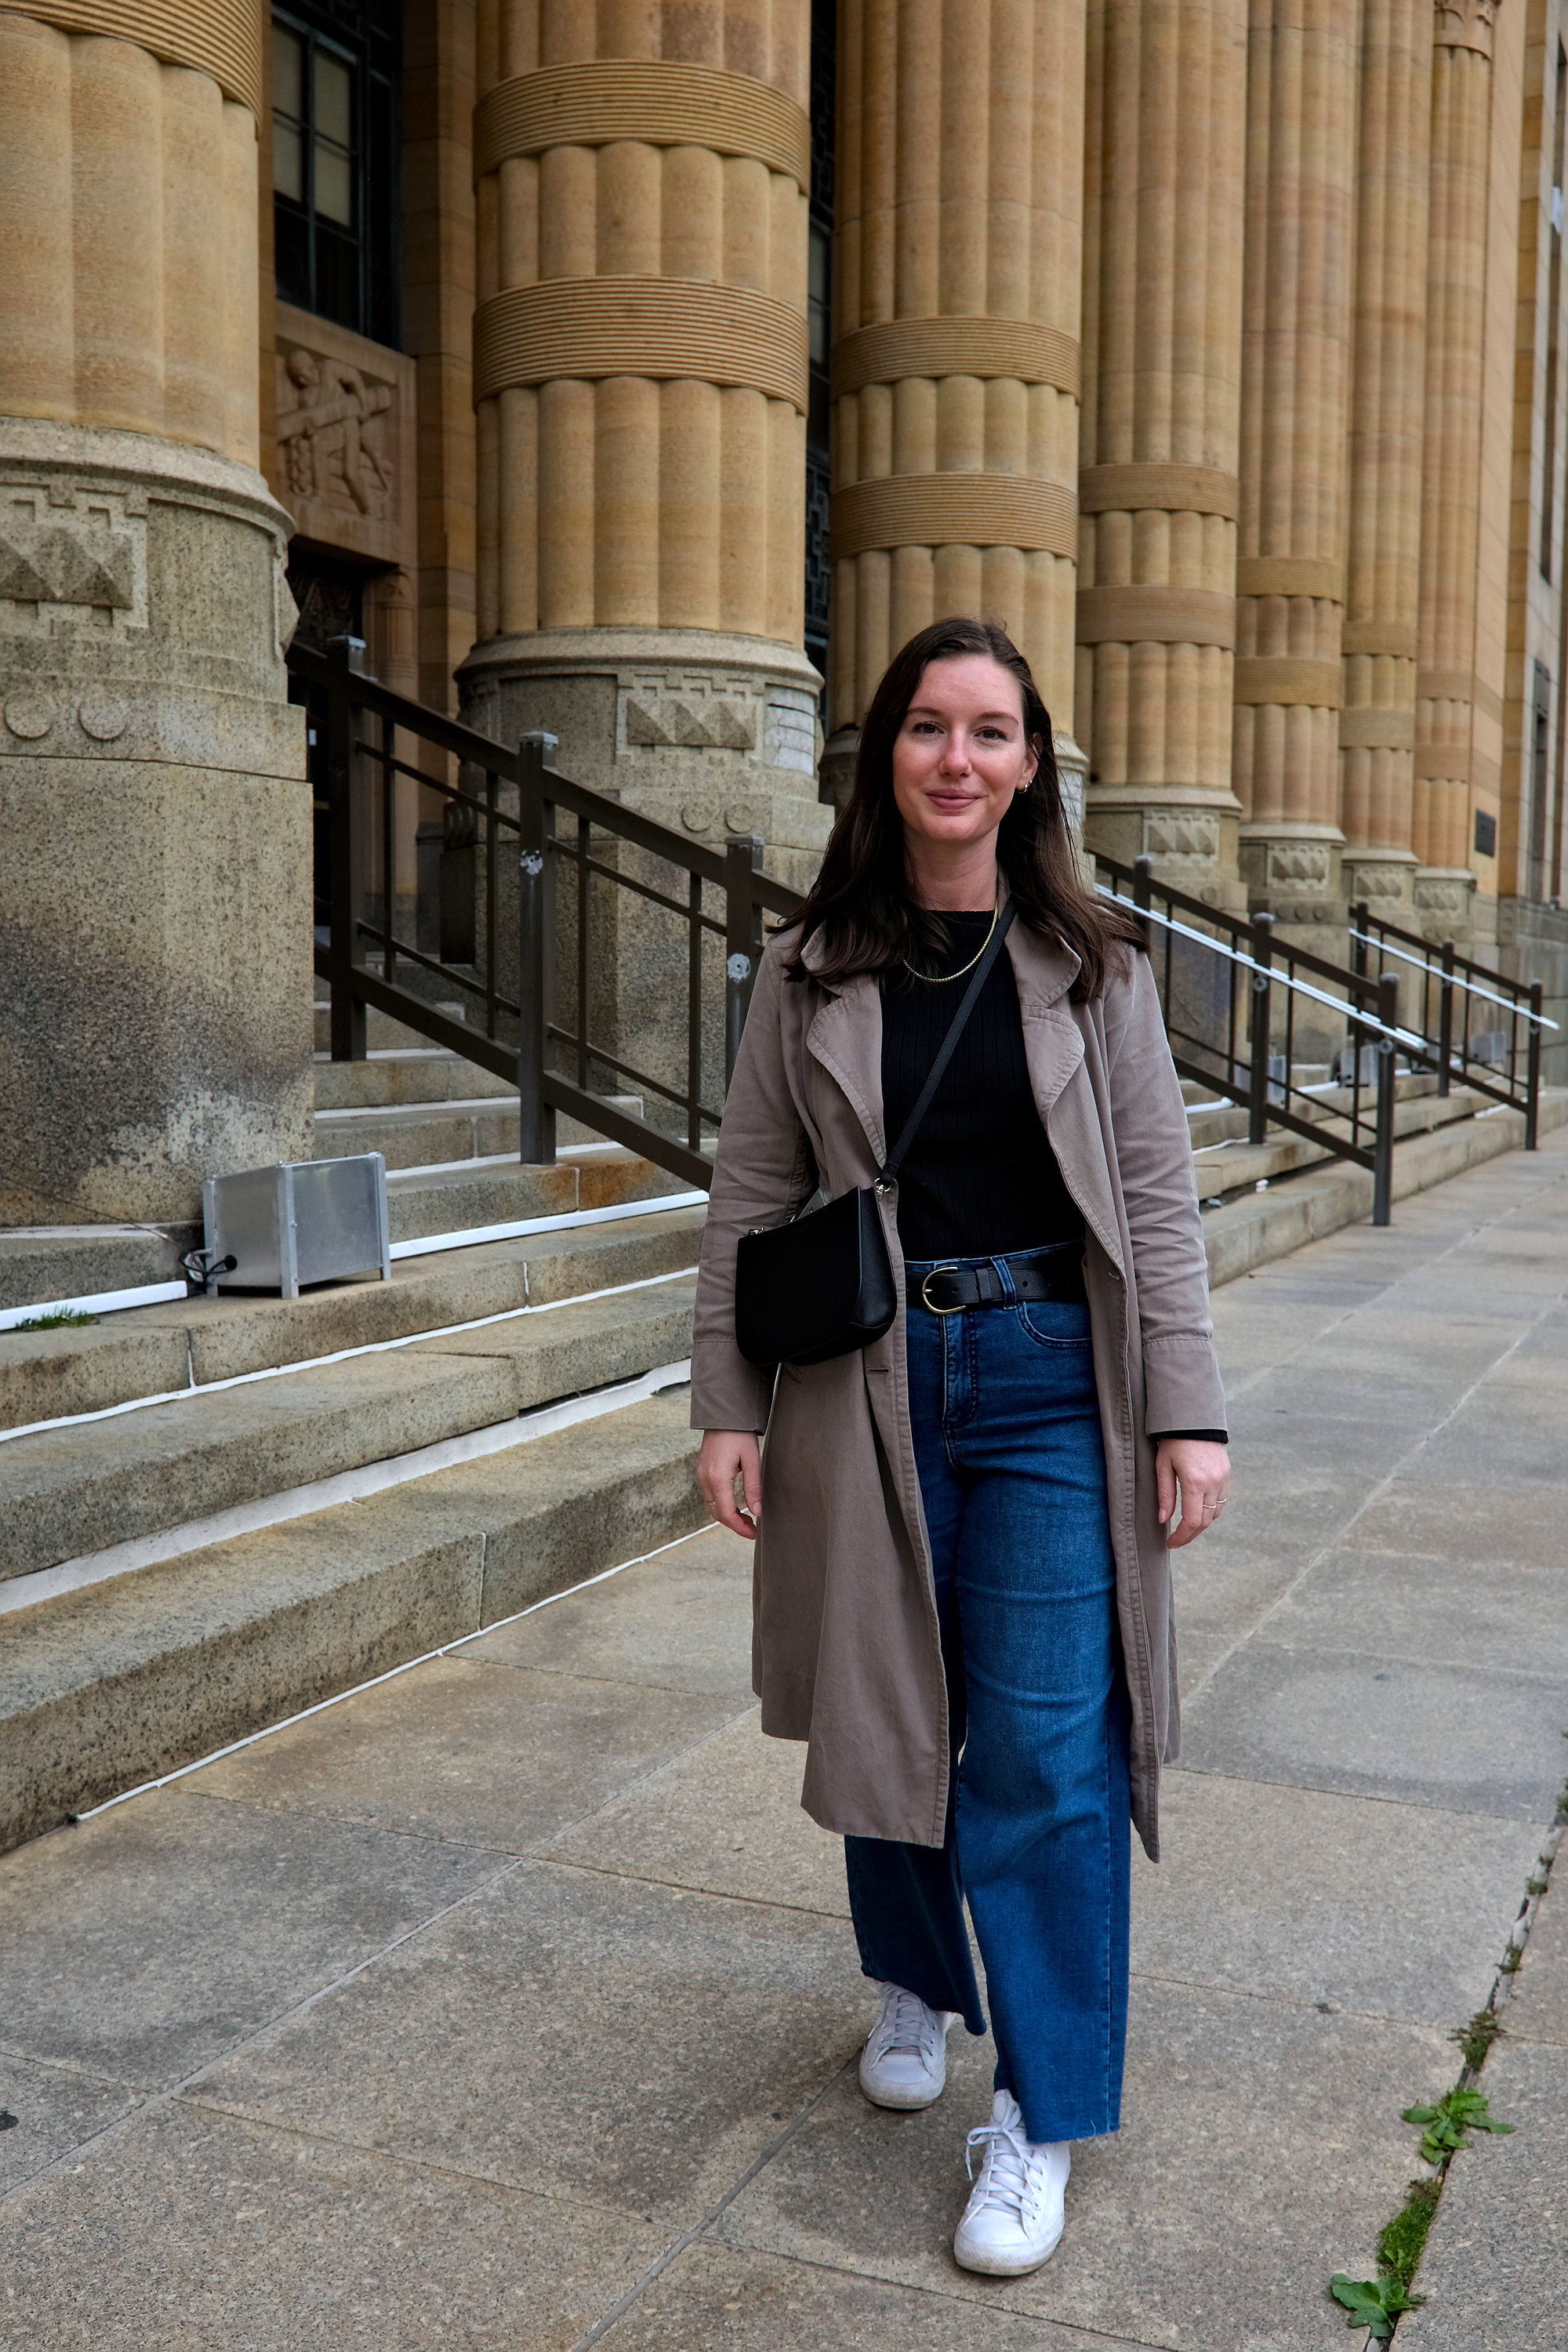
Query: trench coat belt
[[908, 1247, 1088, 1316]]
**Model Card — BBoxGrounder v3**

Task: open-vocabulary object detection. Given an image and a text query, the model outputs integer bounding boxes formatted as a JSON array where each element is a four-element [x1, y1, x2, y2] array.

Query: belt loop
[[990, 1255, 1018, 1305]]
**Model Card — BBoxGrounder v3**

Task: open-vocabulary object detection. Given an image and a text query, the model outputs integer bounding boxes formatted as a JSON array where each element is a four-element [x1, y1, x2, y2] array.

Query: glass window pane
[[314, 51, 352, 149], [271, 23, 302, 122], [272, 118, 303, 201], [314, 138, 352, 226]]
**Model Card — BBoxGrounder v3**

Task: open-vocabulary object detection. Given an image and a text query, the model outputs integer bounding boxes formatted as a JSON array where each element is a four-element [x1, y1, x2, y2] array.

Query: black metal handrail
[[293, 638, 1545, 1218], [1350, 902, 1555, 1149], [1095, 852, 1405, 1221], [292, 635, 802, 1191]]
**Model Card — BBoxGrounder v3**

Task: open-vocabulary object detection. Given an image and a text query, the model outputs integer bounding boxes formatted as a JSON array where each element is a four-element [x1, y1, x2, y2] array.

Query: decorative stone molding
[[1414, 870, 1476, 920], [1344, 855, 1417, 903], [1266, 840, 1334, 887], [625, 694, 757, 751], [473, 278, 808, 413], [829, 473, 1076, 561], [1145, 811, 1222, 862], [1233, 656, 1344, 708], [271, 304, 416, 570], [474, 61, 810, 188], [1235, 557, 1345, 602], [1078, 464, 1240, 520], [1433, 0, 1497, 57], [831, 318, 1080, 401], [1075, 585, 1237, 648], [16, 0, 262, 111], [0, 482, 147, 637]]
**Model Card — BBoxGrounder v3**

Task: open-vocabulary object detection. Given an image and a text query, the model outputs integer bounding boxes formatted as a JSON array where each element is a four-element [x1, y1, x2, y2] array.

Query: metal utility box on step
[[202, 1154, 391, 1298]]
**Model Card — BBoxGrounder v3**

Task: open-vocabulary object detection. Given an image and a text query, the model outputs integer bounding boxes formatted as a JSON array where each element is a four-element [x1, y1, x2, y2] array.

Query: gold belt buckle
[[920, 1267, 965, 1315]]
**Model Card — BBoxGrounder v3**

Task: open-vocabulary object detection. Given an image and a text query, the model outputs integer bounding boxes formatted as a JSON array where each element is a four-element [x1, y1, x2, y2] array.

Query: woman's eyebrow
[[905, 705, 1018, 724]]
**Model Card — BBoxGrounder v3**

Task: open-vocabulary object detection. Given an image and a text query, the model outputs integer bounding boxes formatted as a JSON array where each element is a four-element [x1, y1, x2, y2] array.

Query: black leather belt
[[908, 1250, 1087, 1315]]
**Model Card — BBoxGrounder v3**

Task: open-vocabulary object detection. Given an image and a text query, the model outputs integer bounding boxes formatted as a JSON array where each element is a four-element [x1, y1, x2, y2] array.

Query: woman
[[691, 618, 1229, 2275]]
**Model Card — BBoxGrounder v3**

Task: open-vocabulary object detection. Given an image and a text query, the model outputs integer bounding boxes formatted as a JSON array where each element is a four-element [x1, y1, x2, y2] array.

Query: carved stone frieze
[[625, 693, 757, 750], [1144, 811, 1221, 862], [0, 484, 147, 637], [271, 302, 416, 570], [1267, 841, 1333, 887]]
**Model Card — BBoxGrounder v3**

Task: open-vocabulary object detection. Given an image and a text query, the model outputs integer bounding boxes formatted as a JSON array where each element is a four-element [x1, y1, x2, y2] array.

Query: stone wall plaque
[[271, 303, 416, 570]]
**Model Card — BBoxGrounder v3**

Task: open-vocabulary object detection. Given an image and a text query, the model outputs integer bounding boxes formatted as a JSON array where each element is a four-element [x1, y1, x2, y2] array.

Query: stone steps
[[0, 1386, 703, 1855]]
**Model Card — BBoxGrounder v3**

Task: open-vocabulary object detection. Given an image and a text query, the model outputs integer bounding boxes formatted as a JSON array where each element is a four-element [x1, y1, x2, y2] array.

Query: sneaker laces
[[965, 2111, 1047, 2224], [869, 1985, 941, 2064]]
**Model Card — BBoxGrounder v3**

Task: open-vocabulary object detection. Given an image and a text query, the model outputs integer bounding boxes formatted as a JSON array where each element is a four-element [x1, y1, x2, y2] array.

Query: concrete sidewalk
[[2, 1130, 1566, 2352]]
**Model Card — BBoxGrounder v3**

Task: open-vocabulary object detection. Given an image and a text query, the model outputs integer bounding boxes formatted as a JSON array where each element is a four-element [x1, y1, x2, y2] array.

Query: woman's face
[[890, 655, 1039, 858]]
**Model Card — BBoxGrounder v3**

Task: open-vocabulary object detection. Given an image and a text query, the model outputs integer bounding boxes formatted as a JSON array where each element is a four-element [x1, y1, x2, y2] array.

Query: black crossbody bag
[[733, 902, 1018, 1367]]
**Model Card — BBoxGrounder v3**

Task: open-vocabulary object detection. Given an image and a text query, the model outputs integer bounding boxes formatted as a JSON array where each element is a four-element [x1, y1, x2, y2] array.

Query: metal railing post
[[1437, 939, 1455, 1097], [1526, 978, 1544, 1149], [1373, 971, 1399, 1225], [1351, 901, 1369, 982], [517, 731, 557, 1165], [1248, 911, 1274, 1147], [1131, 852, 1153, 939], [325, 633, 368, 1062], [724, 833, 764, 1085]]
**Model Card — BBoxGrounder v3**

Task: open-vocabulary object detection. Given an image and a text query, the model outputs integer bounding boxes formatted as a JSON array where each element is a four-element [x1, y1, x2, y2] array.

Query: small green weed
[[9, 1308, 97, 1330], [1526, 1875, 1548, 1896], [1401, 2089, 1514, 2166], [1377, 2178, 1441, 2292], [1330, 2274, 1421, 2339], [1450, 2008, 1501, 2071], [1499, 1946, 1523, 1973]]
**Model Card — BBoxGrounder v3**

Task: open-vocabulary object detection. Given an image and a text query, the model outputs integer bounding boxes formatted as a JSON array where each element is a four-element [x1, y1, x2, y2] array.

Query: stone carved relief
[[625, 693, 757, 750], [277, 347, 396, 520], [1414, 877, 1472, 918], [0, 485, 147, 637], [1345, 861, 1409, 902], [1143, 812, 1220, 862], [1267, 842, 1332, 887]]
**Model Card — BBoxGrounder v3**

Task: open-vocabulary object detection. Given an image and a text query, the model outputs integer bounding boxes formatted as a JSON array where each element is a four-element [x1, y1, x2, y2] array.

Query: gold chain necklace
[[902, 898, 999, 983]]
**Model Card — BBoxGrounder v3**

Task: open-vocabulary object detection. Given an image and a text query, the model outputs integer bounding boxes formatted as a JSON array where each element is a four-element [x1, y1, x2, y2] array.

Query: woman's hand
[[697, 1428, 764, 1540], [1156, 1439, 1231, 1548]]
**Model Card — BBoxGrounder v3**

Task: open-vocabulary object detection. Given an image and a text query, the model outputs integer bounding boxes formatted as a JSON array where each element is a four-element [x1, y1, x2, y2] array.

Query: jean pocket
[[1015, 1298, 1093, 1347]]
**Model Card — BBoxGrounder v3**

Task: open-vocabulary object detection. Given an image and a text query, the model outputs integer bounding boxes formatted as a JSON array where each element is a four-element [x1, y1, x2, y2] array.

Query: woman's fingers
[[1155, 1439, 1231, 1550], [696, 1429, 763, 1541]]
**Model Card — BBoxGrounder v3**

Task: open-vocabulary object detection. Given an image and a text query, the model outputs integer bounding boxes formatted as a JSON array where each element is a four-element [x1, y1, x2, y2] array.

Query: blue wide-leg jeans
[[844, 1252, 1132, 2145]]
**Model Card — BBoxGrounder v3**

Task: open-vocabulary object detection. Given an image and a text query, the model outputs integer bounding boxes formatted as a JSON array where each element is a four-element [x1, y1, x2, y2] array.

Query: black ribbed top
[[880, 911, 1082, 1262]]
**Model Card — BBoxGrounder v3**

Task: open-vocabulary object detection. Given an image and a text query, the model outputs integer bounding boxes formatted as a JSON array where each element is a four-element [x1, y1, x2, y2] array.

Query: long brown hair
[[782, 617, 1140, 1000]]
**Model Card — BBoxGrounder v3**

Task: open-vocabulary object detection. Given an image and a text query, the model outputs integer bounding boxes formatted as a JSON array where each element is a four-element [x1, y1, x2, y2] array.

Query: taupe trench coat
[[689, 918, 1226, 1863]]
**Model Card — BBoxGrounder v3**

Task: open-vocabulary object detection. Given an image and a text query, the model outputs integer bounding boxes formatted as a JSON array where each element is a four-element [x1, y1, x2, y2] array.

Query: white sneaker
[[953, 2089, 1070, 2274], [857, 1982, 957, 2110]]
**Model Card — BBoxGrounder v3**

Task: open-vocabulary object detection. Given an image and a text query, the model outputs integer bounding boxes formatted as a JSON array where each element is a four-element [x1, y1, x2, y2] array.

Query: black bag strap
[[877, 899, 1018, 1189]]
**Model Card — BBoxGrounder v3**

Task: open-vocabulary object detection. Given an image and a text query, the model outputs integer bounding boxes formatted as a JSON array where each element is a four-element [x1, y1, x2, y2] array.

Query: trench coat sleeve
[[690, 941, 816, 1435], [1104, 949, 1229, 1438]]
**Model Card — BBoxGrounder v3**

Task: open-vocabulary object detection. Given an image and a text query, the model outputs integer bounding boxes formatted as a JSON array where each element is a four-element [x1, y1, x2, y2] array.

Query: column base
[[1083, 787, 1247, 912], [0, 420, 310, 1226], [1342, 850, 1419, 922], [458, 626, 831, 887], [1412, 867, 1479, 945]]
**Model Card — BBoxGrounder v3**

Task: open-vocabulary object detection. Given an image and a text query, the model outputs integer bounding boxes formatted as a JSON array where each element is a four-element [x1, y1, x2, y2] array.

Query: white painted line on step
[[73, 1521, 718, 1824], [0, 1282, 188, 1334], [387, 1190, 708, 1260], [0, 1357, 693, 1617], [0, 1267, 699, 1443]]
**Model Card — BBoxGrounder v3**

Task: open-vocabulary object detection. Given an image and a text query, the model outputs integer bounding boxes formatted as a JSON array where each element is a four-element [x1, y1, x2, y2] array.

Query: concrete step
[[0, 1271, 696, 1588], [313, 1049, 518, 1111], [383, 1145, 696, 1244], [313, 999, 470, 1055], [0, 1205, 706, 1433], [0, 1385, 704, 1853], [0, 1228, 186, 1317], [1191, 1083, 1493, 1203]]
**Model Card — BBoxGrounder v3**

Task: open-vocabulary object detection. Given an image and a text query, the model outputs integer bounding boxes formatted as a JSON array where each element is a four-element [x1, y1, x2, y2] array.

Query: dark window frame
[[272, 3, 400, 350]]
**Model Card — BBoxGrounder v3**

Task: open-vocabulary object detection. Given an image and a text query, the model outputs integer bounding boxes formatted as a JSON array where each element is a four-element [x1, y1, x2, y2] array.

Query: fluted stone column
[[1339, 0, 1433, 922], [1077, 0, 1249, 905], [462, 1, 828, 883], [1232, 0, 1361, 941], [827, 0, 1086, 788], [1414, 0, 1497, 939], [0, 4, 309, 1229]]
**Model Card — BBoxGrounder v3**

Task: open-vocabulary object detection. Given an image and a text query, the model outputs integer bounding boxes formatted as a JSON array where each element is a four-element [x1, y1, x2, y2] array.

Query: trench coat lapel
[[1007, 927, 1128, 1274], [802, 966, 887, 1170]]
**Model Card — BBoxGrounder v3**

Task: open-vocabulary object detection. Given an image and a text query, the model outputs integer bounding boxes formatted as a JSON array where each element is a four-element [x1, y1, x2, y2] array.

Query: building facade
[[2, 0, 1566, 1225]]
